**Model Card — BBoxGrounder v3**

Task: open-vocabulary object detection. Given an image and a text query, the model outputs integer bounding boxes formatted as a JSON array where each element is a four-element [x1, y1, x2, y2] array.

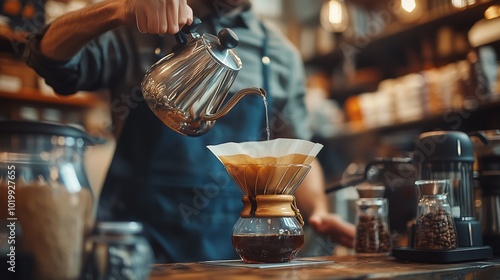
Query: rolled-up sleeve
[[24, 24, 126, 95]]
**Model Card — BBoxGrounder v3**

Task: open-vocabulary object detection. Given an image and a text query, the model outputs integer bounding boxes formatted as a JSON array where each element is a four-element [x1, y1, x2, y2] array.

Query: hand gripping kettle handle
[[174, 17, 202, 46]]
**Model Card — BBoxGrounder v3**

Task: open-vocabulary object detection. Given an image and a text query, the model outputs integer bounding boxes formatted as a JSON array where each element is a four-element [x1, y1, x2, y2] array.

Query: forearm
[[40, 0, 126, 60], [295, 158, 330, 219]]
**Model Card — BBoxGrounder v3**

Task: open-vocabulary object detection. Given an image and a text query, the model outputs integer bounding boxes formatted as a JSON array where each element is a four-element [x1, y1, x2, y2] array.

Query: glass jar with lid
[[0, 120, 97, 279], [414, 179, 457, 250], [83, 221, 154, 280], [354, 185, 392, 255]]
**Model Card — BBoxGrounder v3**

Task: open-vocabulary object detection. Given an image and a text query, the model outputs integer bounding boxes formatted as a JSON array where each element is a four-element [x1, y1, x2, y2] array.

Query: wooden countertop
[[149, 255, 500, 280]]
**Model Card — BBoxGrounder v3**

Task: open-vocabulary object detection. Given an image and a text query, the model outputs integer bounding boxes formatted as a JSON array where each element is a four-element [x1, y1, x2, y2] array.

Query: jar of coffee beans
[[354, 198, 392, 255], [414, 180, 457, 250]]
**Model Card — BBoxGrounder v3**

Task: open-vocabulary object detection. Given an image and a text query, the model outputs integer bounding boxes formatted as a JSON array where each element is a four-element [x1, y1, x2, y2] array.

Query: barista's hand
[[123, 0, 193, 34], [308, 213, 356, 248]]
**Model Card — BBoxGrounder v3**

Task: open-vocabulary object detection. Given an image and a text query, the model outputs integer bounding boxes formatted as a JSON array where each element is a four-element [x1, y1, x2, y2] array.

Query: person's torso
[[98, 14, 301, 262]]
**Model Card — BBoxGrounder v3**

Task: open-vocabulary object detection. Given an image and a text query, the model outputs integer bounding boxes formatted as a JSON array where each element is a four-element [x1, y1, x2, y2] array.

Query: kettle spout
[[203, 87, 267, 121]]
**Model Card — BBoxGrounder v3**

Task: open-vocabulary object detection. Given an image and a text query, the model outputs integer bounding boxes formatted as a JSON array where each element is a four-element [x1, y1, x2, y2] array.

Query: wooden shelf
[[326, 96, 500, 140], [0, 88, 101, 107], [306, 2, 497, 105], [305, 1, 493, 69], [359, 2, 491, 50]]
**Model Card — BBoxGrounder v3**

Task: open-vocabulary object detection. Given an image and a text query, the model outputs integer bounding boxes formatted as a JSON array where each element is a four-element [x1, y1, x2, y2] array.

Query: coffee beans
[[355, 214, 391, 254], [415, 208, 457, 250]]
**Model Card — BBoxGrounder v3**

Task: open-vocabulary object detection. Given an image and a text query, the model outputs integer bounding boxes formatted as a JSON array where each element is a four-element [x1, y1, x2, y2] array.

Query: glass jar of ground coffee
[[414, 180, 457, 250]]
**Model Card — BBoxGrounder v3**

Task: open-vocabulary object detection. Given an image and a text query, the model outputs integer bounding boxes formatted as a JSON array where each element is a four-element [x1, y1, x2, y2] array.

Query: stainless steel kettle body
[[141, 19, 266, 136]]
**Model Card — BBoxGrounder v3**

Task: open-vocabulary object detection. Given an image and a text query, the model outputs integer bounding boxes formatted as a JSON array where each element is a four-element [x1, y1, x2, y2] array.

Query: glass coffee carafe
[[207, 138, 323, 263], [226, 163, 310, 263]]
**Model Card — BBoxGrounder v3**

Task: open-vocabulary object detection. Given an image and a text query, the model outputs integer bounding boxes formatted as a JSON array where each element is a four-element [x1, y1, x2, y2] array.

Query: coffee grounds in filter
[[207, 138, 323, 167]]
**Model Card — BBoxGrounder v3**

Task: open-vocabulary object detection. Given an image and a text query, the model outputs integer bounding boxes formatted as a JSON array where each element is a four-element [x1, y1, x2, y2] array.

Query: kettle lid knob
[[218, 28, 239, 49], [201, 27, 242, 71]]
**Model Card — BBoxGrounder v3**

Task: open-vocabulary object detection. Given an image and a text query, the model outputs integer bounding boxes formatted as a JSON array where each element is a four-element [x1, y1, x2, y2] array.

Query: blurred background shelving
[[261, 0, 500, 183], [0, 0, 110, 133], [0, 0, 115, 194], [1, 0, 500, 189]]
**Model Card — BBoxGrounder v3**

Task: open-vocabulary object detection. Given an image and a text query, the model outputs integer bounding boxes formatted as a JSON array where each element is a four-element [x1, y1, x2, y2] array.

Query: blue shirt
[[25, 7, 311, 262]]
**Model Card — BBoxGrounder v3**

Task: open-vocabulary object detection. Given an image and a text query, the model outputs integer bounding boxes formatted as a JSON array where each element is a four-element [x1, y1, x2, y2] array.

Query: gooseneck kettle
[[141, 18, 266, 136]]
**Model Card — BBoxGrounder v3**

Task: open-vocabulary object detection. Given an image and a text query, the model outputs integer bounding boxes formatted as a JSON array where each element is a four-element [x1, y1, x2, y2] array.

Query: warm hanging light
[[484, 5, 500, 20], [320, 0, 349, 33], [392, 0, 424, 23], [328, 0, 343, 24], [451, 0, 468, 9], [401, 0, 417, 13]]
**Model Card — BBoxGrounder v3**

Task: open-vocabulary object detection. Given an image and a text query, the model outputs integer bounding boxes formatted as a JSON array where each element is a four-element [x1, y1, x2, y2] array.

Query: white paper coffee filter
[[207, 138, 323, 166]]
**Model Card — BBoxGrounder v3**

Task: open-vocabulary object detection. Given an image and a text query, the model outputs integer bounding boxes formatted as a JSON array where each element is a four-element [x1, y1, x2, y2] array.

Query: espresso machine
[[393, 130, 493, 263]]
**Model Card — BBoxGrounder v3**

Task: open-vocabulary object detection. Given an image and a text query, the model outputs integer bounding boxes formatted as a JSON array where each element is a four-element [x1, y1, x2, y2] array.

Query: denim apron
[[98, 21, 272, 262]]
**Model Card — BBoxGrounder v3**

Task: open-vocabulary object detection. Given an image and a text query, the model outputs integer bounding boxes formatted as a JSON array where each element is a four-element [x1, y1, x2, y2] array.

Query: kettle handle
[[174, 17, 202, 46]]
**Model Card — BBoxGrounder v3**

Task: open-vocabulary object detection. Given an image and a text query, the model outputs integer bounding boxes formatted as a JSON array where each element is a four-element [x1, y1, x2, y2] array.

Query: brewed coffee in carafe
[[227, 163, 310, 263], [208, 139, 323, 263]]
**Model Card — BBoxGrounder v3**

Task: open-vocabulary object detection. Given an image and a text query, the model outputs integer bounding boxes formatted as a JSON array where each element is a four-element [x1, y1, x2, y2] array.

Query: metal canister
[[83, 222, 154, 280]]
